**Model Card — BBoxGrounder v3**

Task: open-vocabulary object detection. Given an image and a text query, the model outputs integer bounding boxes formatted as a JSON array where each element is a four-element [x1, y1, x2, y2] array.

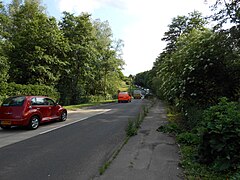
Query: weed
[[125, 105, 149, 137], [126, 119, 137, 136]]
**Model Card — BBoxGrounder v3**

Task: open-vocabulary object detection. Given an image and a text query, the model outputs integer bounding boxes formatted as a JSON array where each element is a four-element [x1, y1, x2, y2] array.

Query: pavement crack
[[139, 129, 150, 136]]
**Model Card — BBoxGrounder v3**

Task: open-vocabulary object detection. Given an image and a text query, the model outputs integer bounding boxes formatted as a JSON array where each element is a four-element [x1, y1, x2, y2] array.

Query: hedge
[[0, 82, 60, 104]]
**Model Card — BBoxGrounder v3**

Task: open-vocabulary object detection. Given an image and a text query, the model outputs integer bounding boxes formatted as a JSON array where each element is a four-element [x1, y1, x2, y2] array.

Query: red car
[[0, 96, 67, 130], [118, 92, 132, 103]]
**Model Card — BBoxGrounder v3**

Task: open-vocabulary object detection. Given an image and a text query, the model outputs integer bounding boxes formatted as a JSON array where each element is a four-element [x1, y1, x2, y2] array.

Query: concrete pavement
[[95, 100, 184, 180]]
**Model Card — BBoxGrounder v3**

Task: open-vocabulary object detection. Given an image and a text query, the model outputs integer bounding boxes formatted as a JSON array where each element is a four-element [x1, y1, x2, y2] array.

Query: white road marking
[[39, 117, 88, 135], [0, 109, 112, 148], [39, 109, 111, 135]]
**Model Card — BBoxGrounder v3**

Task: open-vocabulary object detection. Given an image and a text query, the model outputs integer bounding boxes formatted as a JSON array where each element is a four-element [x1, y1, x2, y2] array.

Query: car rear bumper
[[0, 118, 29, 126], [118, 98, 131, 102]]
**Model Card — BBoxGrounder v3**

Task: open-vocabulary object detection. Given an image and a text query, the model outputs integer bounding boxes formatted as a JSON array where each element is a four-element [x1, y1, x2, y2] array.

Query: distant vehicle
[[133, 90, 142, 99], [0, 96, 67, 130], [118, 92, 132, 103]]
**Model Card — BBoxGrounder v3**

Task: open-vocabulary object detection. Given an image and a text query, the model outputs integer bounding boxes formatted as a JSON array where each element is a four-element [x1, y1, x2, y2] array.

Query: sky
[[3, 0, 216, 76]]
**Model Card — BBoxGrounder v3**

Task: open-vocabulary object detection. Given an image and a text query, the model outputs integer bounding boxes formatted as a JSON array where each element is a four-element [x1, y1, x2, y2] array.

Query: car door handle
[[37, 108, 40, 110]]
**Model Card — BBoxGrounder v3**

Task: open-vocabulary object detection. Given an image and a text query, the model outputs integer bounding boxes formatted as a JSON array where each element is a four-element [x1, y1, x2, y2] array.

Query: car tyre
[[28, 115, 40, 130], [60, 111, 67, 121]]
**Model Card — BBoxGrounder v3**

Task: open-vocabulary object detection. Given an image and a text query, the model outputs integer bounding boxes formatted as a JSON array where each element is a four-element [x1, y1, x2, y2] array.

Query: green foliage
[[0, 2, 9, 83], [180, 145, 224, 180], [198, 98, 240, 172], [162, 11, 207, 53], [126, 119, 138, 137], [176, 132, 199, 146], [211, 0, 240, 27], [58, 12, 124, 105], [0, 82, 59, 104], [159, 28, 238, 107], [7, 1, 69, 85], [137, 3, 240, 178], [182, 104, 206, 130], [230, 171, 240, 180], [159, 104, 226, 179], [0, 1, 124, 106], [126, 106, 149, 137], [157, 122, 182, 135]]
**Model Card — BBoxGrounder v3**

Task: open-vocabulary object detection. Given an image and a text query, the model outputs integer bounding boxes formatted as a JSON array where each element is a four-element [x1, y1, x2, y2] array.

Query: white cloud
[[58, 0, 126, 13], [120, 0, 215, 75], [58, 0, 100, 13], [56, 0, 216, 75]]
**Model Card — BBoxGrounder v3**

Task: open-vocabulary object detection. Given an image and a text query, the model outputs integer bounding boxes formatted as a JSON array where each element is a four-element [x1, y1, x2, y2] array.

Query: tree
[[58, 12, 98, 104], [210, 0, 240, 26], [162, 11, 207, 53], [0, 1, 9, 83], [92, 20, 124, 97], [7, 0, 69, 85], [8, 0, 22, 15], [210, 0, 240, 99]]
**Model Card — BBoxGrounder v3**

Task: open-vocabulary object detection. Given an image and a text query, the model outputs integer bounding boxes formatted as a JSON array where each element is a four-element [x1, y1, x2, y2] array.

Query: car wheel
[[28, 116, 40, 130], [60, 111, 67, 121], [118, 100, 121, 103], [0, 125, 11, 130]]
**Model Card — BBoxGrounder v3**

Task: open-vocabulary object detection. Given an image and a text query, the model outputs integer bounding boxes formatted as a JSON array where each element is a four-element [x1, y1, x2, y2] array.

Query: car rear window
[[2, 96, 26, 107], [119, 92, 128, 95]]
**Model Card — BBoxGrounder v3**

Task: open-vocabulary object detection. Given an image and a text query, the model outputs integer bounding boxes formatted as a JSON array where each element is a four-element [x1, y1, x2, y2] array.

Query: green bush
[[157, 122, 182, 135], [182, 104, 205, 130], [177, 132, 199, 146], [0, 82, 59, 104], [198, 97, 240, 172], [86, 94, 113, 102]]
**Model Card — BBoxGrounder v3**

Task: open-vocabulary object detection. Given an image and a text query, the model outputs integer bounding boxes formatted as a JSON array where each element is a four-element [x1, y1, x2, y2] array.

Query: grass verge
[[64, 100, 117, 111]]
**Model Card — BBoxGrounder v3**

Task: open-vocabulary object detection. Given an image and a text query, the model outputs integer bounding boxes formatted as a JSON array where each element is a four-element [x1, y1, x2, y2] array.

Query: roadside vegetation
[[126, 105, 149, 137], [64, 99, 117, 111], [0, 0, 130, 105], [134, 1, 240, 179]]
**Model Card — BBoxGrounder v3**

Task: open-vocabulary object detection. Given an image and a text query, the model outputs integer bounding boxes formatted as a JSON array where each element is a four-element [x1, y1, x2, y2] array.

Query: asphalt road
[[0, 99, 150, 180]]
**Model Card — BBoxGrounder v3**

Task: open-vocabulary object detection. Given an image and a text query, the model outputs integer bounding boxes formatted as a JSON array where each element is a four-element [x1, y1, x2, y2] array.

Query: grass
[[126, 105, 149, 137], [64, 99, 117, 111], [119, 81, 130, 92]]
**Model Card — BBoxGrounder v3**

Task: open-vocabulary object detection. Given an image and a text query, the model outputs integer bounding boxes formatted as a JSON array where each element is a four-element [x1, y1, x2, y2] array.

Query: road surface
[[0, 99, 150, 180]]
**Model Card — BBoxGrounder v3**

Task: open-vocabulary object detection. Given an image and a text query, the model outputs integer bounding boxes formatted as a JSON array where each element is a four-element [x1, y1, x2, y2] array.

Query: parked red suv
[[0, 96, 67, 130]]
